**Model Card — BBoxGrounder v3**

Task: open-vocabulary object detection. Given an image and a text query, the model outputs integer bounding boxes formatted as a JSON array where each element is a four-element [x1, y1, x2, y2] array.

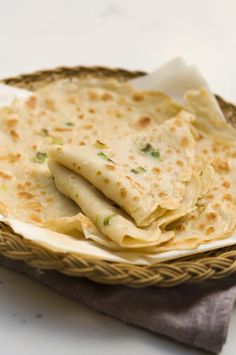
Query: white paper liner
[[0, 58, 234, 265], [0, 84, 32, 108], [1, 213, 236, 265], [131, 57, 225, 121]]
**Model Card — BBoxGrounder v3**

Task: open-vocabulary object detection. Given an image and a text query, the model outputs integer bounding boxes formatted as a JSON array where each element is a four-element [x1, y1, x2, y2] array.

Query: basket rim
[[1, 65, 236, 288]]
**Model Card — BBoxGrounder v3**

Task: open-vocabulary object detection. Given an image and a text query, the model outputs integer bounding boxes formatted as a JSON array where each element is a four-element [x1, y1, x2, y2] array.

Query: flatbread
[[157, 164, 215, 229], [0, 73, 236, 260], [47, 159, 173, 248], [158, 174, 236, 252], [185, 87, 236, 139], [153, 90, 236, 252], [49, 111, 196, 227], [0, 78, 185, 225]]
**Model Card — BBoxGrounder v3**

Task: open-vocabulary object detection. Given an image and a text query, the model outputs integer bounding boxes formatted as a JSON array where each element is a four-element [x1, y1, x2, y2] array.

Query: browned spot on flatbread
[[180, 136, 189, 147], [133, 195, 140, 201], [132, 92, 144, 102], [152, 167, 161, 174], [206, 212, 217, 222], [212, 140, 229, 153], [222, 181, 230, 188], [54, 127, 72, 132], [26, 96, 37, 109], [88, 90, 99, 100], [206, 226, 215, 234], [105, 165, 116, 171], [6, 153, 21, 163], [5, 118, 18, 128], [0, 171, 12, 180], [18, 192, 34, 199], [196, 133, 204, 141], [29, 214, 42, 223], [28, 200, 43, 212], [120, 188, 127, 198], [212, 160, 230, 173], [223, 194, 233, 201], [45, 99, 56, 111], [214, 203, 220, 208], [101, 93, 113, 101], [10, 129, 19, 141], [176, 160, 184, 167], [17, 183, 25, 190], [176, 224, 185, 232], [135, 116, 152, 128]]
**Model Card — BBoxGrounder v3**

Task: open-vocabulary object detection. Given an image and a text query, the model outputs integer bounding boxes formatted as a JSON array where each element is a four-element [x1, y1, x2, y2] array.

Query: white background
[[0, 0, 236, 354]]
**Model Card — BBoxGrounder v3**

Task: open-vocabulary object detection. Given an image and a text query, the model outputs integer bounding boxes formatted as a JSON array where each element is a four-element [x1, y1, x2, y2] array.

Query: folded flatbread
[[49, 111, 196, 227], [47, 159, 173, 248]]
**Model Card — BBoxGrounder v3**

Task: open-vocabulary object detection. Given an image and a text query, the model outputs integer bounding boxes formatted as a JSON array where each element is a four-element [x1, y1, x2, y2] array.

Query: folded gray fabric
[[0, 254, 235, 354]]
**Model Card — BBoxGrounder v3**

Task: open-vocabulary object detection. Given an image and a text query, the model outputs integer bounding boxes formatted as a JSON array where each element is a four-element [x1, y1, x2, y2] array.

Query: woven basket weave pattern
[[1, 66, 236, 287]]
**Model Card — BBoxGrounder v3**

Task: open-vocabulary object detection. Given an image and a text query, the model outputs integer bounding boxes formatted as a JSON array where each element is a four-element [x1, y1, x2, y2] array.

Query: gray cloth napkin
[[0, 254, 236, 354]]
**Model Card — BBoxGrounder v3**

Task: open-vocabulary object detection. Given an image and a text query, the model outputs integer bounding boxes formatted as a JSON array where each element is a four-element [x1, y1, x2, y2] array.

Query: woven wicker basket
[[1, 66, 236, 288]]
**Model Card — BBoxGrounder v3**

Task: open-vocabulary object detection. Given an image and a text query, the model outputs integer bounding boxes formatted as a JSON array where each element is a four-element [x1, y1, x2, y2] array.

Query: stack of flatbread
[[0, 71, 236, 257]]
